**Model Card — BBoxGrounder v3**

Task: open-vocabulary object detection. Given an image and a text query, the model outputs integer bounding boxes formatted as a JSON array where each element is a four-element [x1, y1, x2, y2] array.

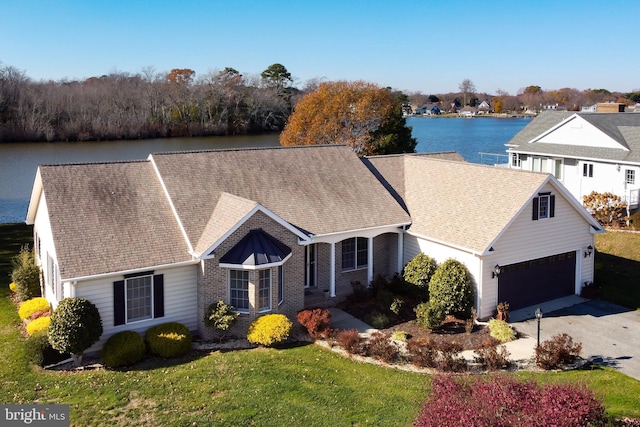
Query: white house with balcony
[[506, 111, 640, 215]]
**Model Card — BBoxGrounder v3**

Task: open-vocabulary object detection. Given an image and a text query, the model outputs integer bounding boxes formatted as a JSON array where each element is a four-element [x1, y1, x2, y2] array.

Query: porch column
[[397, 231, 404, 273], [329, 242, 336, 297], [367, 236, 374, 286]]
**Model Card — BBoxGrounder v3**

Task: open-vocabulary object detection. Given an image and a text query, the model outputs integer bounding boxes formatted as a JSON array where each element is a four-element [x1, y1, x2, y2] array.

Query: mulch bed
[[336, 297, 493, 351]]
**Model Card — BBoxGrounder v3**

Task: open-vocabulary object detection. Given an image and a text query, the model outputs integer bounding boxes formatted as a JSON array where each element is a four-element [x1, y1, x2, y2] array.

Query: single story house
[[506, 111, 640, 214], [26, 145, 602, 351]]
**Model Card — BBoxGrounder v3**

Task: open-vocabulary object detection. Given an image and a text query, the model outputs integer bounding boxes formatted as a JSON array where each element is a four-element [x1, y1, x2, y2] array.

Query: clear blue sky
[[2, 0, 638, 95]]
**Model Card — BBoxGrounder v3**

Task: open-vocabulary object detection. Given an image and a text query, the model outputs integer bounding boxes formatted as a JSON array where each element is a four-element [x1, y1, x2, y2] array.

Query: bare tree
[[458, 79, 476, 106]]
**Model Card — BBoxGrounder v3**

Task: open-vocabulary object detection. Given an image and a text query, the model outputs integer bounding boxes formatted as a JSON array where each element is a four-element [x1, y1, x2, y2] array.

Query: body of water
[[0, 117, 530, 223]]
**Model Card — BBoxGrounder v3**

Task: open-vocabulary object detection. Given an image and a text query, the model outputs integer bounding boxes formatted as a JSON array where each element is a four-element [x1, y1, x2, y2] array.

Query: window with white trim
[[532, 193, 555, 221], [126, 275, 153, 322], [626, 169, 635, 185], [342, 237, 368, 271], [258, 269, 271, 312], [278, 265, 284, 306], [583, 163, 594, 177], [511, 153, 521, 168], [230, 270, 250, 313]]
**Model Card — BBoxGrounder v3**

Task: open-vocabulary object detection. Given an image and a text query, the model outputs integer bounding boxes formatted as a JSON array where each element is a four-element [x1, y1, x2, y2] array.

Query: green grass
[[595, 231, 640, 310], [1, 223, 640, 425]]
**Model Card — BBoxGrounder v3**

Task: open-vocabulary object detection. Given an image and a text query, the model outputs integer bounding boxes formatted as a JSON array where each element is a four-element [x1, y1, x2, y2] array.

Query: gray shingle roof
[[508, 111, 640, 164], [39, 161, 192, 280], [369, 155, 550, 253], [151, 145, 412, 246]]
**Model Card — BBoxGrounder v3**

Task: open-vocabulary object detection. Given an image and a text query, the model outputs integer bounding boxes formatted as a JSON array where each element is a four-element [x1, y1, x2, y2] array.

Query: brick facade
[[197, 210, 305, 340]]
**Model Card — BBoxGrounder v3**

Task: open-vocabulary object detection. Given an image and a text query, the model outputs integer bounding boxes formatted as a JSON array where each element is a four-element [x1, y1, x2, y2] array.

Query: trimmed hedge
[[18, 297, 50, 320], [145, 322, 192, 358], [428, 259, 474, 318], [102, 331, 146, 368], [488, 318, 516, 343], [48, 298, 103, 359], [247, 314, 293, 347]]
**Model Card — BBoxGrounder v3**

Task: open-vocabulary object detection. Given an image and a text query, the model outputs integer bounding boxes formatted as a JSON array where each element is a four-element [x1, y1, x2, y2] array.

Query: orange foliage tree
[[583, 191, 628, 226], [280, 80, 415, 155]]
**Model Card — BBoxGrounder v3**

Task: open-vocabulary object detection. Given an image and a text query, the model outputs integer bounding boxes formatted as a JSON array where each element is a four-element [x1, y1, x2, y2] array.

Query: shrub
[[297, 308, 332, 340], [391, 330, 409, 341], [473, 338, 511, 371], [246, 314, 293, 347], [204, 300, 239, 341], [375, 289, 394, 310], [364, 332, 397, 363], [406, 339, 466, 372], [390, 297, 404, 315], [9, 282, 17, 292], [18, 297, 50, 320], [488, 318, 516, 343], [102, 331, 146, 368], [535, 333, 582, 370], [403, 253, 437, 296], [629, 210, 640, 230], [428, 259, 474, 318], [583, 191, 628, 226], [336, 329, 364, 355], [11, 246, 41, 302], [370, 312, 389, 329], [414, 375, 605, 427], [24, 330, 68, 367], [26, 315, 50, 336], [146, 322, 192, 358], [48, 297, 103, 365], [414, 301, 445, 330]]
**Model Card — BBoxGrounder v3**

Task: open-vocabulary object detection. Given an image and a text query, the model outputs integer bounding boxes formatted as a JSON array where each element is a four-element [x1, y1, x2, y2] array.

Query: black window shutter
[[113, 280, 125, 326], [153, 274, 164, 318], [532, 197, 539, 220], [549, 195, 556, 218]]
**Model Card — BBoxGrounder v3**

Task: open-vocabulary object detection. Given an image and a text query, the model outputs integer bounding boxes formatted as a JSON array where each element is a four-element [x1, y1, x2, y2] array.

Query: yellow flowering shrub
[[18, 297, 51, 320], [9, 282, 17, 292], [26, 316, 51, 336], [247, 314, 293, 347]]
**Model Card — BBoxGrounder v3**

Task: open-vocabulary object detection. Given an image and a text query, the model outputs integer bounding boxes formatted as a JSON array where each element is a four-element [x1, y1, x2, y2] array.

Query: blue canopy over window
[[219, 229, 291, 267]]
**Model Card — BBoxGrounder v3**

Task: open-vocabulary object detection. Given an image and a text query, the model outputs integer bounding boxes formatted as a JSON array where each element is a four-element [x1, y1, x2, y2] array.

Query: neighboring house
[[477, 100, 493, 114], [581, 104, 597, 113], [458, 106, 478, 117], [414, 103, 441, 115], [26, 145, 601, 351], [506, 111, 640, 214]]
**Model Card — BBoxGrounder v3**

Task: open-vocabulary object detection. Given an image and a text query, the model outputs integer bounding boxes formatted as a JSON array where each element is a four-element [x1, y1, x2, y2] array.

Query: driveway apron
[[511, 299, 640, 381]]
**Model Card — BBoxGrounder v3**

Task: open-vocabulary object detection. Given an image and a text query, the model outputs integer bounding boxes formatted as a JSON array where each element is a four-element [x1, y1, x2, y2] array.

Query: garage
[[497, 251, 577, 310]]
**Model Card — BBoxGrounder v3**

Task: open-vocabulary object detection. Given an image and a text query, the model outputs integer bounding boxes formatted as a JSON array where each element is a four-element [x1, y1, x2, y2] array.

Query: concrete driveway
[[511, 298, 640, 381]]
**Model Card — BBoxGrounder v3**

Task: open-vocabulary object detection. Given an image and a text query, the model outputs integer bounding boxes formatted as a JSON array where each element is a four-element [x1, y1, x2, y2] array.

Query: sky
[[1, 0, 638, 96]]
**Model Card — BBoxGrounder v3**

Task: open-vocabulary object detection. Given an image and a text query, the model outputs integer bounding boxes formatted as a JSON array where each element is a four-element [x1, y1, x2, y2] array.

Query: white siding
[[75, 264, 198, 354], [32, 192, 61, 307], [486, 182, 595, 316], [403, 233, 483, 316]]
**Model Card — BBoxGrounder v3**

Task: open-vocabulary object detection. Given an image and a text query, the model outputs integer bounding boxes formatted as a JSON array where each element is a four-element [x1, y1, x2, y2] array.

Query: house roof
[[36, 161, 192, 280], [507, 111, 640, 164], [151, 145, 412, 247], [368, 155, 567, 254]]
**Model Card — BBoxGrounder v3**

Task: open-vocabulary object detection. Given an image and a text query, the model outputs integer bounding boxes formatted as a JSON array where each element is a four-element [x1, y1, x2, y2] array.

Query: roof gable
[[531, 114, 629, 151]]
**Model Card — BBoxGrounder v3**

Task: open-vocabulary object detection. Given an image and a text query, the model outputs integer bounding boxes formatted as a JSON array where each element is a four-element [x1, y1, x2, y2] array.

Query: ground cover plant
[[2, 223, 640, 425]]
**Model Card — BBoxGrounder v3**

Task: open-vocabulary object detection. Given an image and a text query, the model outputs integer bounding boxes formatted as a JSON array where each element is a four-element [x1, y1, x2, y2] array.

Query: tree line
[[0, 63, 299, 142]]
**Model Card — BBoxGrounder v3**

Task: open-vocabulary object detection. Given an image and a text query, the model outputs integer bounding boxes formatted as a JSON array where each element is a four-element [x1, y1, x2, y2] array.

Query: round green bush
[[403, 252, 438, 291], [25, 330, 68, 367], [145, 322, 192, 358], [414, 301, 445, 329], [246, 314, 293, 346], [428, 259, 474, 318], [48, 298, 103, 362], [101, 331, 146, 368]]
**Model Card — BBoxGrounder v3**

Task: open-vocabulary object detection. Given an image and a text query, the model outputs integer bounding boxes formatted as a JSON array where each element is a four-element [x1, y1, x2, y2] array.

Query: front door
[[305, 244, 317, 288]]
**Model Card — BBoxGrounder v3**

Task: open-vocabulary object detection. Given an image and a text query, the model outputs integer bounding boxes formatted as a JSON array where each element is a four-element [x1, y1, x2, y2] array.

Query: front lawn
[[595, 231, 640, 310], [2, 223, 640, 425]]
